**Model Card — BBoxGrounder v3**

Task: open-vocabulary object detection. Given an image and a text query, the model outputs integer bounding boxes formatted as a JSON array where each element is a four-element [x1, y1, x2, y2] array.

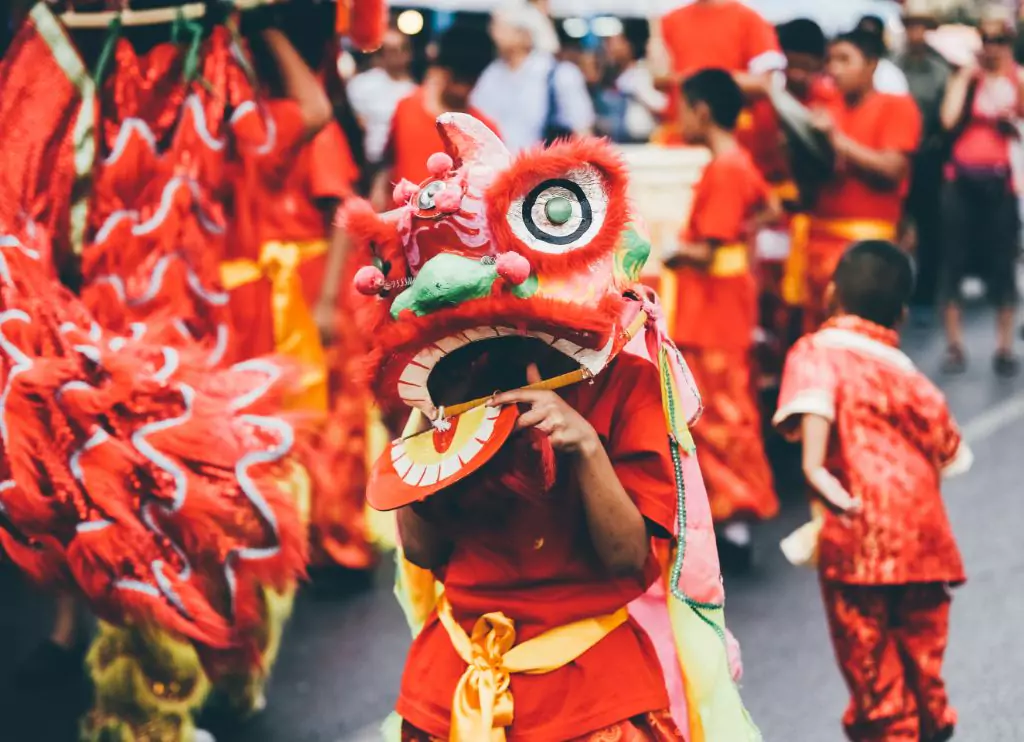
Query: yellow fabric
[[810, 218, 898, 243], [782, 219, 896, 307], [436, 593, 628, 742], [365, 405, 399, 551], [780, 499, 828, 568], [708, 243, 749, 277], [661, 267, 678, 339], [221, 239, 329, 412], [781, 214, 811, 306]]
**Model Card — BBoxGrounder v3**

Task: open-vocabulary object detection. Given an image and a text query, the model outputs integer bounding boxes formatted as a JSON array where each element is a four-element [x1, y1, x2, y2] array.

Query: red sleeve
[[308, 122, 358, 200], [931, 395, 972, 477], [689, 159, 750, 243], [605, 359, 677, 537], [879, 95, 922, 154], [773, 336, 837, 440]]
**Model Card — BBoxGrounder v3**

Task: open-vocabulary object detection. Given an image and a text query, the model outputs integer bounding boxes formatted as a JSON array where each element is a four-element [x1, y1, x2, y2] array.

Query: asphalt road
[[1, 305, 1022, 742]]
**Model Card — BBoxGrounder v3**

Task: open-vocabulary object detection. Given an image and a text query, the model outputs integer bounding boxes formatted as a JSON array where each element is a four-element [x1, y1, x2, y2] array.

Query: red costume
[[671, 147, 778, 524], [802, 93, 921, 330], [342, 114, 759, 741], [774, 315, 969, 742]]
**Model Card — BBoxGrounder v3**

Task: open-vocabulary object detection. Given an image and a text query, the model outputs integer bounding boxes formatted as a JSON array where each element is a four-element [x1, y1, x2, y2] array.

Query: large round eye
[[506, 166, 608, 253], [417, 181, 447, 210]]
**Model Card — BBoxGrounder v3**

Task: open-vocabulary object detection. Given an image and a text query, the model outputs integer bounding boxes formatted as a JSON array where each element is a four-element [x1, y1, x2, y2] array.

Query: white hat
[[493, 1, 561, 54]]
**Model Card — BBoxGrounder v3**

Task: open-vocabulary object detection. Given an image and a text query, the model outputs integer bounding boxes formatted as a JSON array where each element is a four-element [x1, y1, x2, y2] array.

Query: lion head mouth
[[397, 325, 616, 414]]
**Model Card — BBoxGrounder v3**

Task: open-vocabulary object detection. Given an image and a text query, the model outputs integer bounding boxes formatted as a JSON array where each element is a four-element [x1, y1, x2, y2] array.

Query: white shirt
[[471, 52, 596, 153], [347, 68, 416, 164], [874, 58, 910, 95]]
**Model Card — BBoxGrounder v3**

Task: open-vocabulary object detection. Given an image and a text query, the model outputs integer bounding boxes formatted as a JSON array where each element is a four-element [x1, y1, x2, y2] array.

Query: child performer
[[774, 240, 970, 742], [664, 68, 779, 566], [801, 31, 921, 331]]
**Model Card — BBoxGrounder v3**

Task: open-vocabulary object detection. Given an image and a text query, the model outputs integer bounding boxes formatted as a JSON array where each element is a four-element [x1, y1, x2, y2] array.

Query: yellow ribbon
[[437, 594, 628, 742], [782, 219, 897, 307], [708, 243, 749, 278], [221, 239, 329, 412]]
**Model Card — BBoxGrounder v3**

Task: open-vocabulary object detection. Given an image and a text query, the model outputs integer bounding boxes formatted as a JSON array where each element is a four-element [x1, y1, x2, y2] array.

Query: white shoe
[[193, 729, 216, 742], [251, 690, 268, 714]]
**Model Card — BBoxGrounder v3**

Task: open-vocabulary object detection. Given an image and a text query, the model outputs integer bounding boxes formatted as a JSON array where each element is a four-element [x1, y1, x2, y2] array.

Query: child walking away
[[774, 240, 971, 742], [664, 68, 779, 569]]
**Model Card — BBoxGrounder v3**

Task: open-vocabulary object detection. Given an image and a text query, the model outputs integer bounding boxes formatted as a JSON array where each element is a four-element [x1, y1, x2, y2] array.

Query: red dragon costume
[[340, 113, 759, 741], [0, 2, 386, 739]]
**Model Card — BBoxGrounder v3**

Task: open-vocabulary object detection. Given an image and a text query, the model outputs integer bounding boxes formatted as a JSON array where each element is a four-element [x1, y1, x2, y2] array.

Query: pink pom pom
[[495, 252, 531, 286], [354, 265, 386, 295], [427, 152, 454, 177], [392, 179, 419, 205], [434, 188, 463, 213]]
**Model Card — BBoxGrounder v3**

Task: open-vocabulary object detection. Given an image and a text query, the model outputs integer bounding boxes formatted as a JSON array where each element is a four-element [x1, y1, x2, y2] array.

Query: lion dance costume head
[[342, 114, 760, 741]]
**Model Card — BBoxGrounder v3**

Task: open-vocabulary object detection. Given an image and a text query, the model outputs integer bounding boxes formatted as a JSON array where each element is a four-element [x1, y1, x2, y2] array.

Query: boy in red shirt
[[664, 68, 779, 566], [801, 30, 922, 330], [371, 25, 499, 210], [774, 240, 969, 742]]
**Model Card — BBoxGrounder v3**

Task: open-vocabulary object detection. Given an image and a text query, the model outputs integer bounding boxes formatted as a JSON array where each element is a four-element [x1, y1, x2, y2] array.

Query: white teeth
[[392, 451, 413, 478], [418, 465, 441, 487], [404, 463, 426, 486], [552, 338, 581, 356], [399, 364, 430, 387], [439, 456, 462, 480], [459, 436, 484, 462], [575, 334, 616, 375], [394, 325, 613, 411]]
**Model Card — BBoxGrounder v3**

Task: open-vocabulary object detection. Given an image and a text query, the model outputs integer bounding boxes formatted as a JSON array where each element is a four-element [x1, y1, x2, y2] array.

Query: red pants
[[821, 582, 957, 742]]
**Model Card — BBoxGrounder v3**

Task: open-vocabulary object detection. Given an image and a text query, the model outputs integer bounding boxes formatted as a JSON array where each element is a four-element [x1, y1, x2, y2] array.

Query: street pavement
[[1, 305, 1022, 742]]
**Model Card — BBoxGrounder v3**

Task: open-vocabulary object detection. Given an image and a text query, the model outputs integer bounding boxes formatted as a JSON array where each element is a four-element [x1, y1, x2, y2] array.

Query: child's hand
[[488, 364, 599, 456], [663, 241, 711, 269], [805, 465, 861, 514]]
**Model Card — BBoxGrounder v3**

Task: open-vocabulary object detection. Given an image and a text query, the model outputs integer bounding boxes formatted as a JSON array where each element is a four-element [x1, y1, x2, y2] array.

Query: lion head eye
[[506, 166, 608, 253], [416, 181, 447, 210]]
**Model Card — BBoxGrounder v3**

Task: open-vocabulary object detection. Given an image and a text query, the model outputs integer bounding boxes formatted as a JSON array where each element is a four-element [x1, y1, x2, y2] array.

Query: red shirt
[[396, 354, 675, 740], [386, 89, 500, 189], [813, 92, 922, 223], [774, 315, 968, 586], [673, 147, 766, 351]]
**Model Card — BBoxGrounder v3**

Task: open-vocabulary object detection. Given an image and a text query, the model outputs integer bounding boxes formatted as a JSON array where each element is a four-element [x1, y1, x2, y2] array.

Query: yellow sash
[[221, 239, 329, 412], [437, 594, 628, 742], [782, 219, 897, 307], [708, 243, 749, 278]]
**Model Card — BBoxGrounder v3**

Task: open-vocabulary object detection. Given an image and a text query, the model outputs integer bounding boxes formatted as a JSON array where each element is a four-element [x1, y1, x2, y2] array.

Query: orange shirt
[[396, 354, 675, 740], [673, 147, 766, 351], [813, 92, 922, 224], [661, 0, 782, 78], [386, 88, 500, 189], [775, 315, 967, 586], [659, 0, 783, 133]]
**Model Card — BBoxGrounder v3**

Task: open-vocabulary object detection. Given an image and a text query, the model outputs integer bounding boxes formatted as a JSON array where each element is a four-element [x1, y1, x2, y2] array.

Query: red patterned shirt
[[774, 315, 970, 585]]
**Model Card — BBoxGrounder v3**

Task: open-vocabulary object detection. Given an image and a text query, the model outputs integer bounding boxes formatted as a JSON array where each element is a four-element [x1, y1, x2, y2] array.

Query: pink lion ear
[[436, 112, 510, 170]]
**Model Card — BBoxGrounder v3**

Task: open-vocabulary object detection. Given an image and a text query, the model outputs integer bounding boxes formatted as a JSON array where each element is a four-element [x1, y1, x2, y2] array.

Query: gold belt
[[221, 239, 329, 412], [437, 594, 628, 742], [809, 218, 897, 242]]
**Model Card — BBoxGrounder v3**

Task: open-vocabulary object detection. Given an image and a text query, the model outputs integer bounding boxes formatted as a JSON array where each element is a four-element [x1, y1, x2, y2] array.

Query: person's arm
[[313, 215, 349, 342], [489, 365, 648, 576], [811, 107, 912, 185], [800, 414, 861, 512], [260, 28, 333, 137], [940, 64, 975, 131], [397, 502, 453, 570]]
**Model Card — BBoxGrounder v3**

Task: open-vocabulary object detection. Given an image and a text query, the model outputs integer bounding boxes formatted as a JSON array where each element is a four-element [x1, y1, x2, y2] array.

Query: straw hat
[[903, 0, 940, 27]]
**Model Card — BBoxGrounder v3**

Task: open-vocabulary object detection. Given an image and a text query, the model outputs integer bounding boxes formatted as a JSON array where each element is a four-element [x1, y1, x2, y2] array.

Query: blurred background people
[[939, 3, 1023, 376], [897, 2, 951, 318], [595, 30, 668, 144], [471, 1, 594, 152], [347, 28, 415, 173], [856, 13, 911, 94]]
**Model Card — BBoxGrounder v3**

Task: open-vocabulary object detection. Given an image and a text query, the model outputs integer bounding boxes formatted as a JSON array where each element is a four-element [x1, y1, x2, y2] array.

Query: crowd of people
[[0, 0, 1017, 740]]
